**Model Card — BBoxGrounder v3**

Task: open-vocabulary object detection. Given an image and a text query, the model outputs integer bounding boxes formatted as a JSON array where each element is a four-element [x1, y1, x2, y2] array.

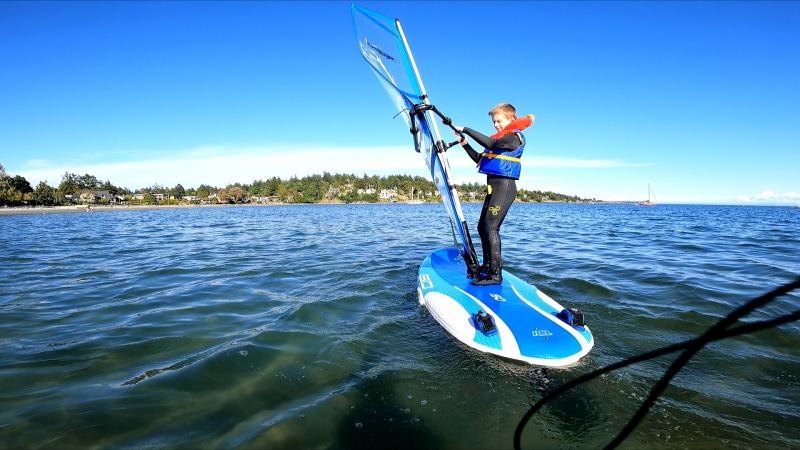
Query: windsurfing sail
[[351, 4, 479, 277]]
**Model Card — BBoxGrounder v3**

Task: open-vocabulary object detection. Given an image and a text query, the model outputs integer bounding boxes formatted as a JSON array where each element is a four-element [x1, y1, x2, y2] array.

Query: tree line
[[0, 163, 595, 207]]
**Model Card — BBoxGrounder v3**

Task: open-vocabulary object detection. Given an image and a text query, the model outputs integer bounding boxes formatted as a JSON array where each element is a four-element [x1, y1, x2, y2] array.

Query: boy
[[455, 103, 534, 285]]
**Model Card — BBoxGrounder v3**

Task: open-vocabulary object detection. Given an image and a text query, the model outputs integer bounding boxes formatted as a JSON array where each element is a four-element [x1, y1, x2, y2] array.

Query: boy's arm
[[462, 127, 522, 151], [461, 142, 482, 164]]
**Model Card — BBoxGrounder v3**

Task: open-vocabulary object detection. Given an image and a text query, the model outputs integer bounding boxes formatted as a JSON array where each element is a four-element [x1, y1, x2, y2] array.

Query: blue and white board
[[418, 248, 594, 366]]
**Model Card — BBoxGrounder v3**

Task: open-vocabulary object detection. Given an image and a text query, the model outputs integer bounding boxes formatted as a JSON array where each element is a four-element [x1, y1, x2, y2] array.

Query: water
[[1, 203, 798, 449]]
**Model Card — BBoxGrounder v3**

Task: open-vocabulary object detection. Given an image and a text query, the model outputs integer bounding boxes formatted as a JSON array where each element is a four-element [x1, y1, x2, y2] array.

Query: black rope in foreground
[[514, 277, 800, 450]]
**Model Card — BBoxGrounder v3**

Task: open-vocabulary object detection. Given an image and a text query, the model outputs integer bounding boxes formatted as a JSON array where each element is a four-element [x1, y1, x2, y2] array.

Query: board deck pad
[[418, 247, 594, 366]]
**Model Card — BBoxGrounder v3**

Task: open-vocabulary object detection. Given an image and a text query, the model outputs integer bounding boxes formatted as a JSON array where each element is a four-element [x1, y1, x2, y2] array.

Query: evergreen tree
[[170, 183, 186, 199], [33, 181, 57, 206], [8, 175, 32, 194], [78, 174, 101, 190], [196, 184, 215, 199], [58, 173, 81, 195]]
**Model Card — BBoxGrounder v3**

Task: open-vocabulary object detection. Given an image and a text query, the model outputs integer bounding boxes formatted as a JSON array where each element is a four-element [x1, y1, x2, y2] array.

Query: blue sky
[[1, 1, 798, 204]]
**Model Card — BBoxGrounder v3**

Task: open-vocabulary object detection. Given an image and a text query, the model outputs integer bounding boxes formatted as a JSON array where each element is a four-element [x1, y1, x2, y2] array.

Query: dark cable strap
[[514, 277, 800, 450]]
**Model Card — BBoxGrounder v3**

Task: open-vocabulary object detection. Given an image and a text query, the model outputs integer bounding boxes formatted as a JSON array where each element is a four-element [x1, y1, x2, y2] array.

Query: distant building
[[250, 196, 280, 204], [80, 190, 113, 203], [358, 186, 377, 195], [380, 189, 397, 200]]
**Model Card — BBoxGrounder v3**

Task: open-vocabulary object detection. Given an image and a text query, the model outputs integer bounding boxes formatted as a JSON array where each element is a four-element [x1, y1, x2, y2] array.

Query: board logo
[[489, 293, 506, 302], [419, 274, 434, 290], [531, 329, 553, 337]]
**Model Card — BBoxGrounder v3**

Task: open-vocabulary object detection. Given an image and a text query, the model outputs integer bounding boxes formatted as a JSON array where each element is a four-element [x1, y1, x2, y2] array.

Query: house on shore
[[79, 191, 114, 204], [357, 186, 377, 195], [380, 189, 397, 200], [250, 196, 282, 204]]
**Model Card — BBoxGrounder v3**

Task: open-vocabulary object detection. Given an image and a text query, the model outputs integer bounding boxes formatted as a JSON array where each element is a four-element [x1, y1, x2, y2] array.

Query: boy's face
[[491, 113, 513, 132]]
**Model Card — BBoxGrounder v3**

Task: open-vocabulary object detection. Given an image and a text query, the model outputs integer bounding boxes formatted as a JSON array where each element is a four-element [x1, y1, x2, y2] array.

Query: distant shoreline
[[0, 203, 253, 216], [1, 202, 790, 217], [0, 201, 631, 217]]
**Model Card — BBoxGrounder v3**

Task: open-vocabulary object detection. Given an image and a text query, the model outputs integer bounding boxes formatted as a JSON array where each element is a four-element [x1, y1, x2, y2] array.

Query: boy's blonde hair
[[488, 103, 517, 120]]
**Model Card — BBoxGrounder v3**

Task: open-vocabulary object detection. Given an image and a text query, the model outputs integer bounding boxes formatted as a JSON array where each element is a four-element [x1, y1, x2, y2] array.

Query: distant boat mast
[[639, 184, 657, 206], [407, 187, 424, 204]]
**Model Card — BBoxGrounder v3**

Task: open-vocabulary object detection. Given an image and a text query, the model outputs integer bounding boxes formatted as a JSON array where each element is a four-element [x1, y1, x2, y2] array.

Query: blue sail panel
[[352, 4, 473, 261]]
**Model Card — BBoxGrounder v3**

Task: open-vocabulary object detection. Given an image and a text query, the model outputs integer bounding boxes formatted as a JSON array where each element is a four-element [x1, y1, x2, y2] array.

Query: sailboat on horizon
[[639, 184, 657, 206], [407, 187, 424, 205]]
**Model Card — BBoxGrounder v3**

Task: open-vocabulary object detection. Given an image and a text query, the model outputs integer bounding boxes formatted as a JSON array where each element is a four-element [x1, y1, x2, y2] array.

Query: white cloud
[[736, 190, 800, 204], [447, 155, 649, 169], [14, 145, 651, 192], [521, 157, 651, 169], [16, 145, 426, 189], [21, 159, 54, 169]]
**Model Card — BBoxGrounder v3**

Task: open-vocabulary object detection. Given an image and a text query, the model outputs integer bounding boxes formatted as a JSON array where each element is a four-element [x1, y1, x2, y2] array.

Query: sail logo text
[[365, 40, 395, 61]]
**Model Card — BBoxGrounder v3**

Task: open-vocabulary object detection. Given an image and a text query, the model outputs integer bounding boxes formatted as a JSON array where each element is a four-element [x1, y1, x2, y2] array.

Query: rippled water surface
[[1, 204, 798, 449]]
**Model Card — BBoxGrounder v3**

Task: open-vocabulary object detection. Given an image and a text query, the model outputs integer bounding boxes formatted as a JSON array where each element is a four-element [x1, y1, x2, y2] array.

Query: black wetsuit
[[460, 127, 522, 277]]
